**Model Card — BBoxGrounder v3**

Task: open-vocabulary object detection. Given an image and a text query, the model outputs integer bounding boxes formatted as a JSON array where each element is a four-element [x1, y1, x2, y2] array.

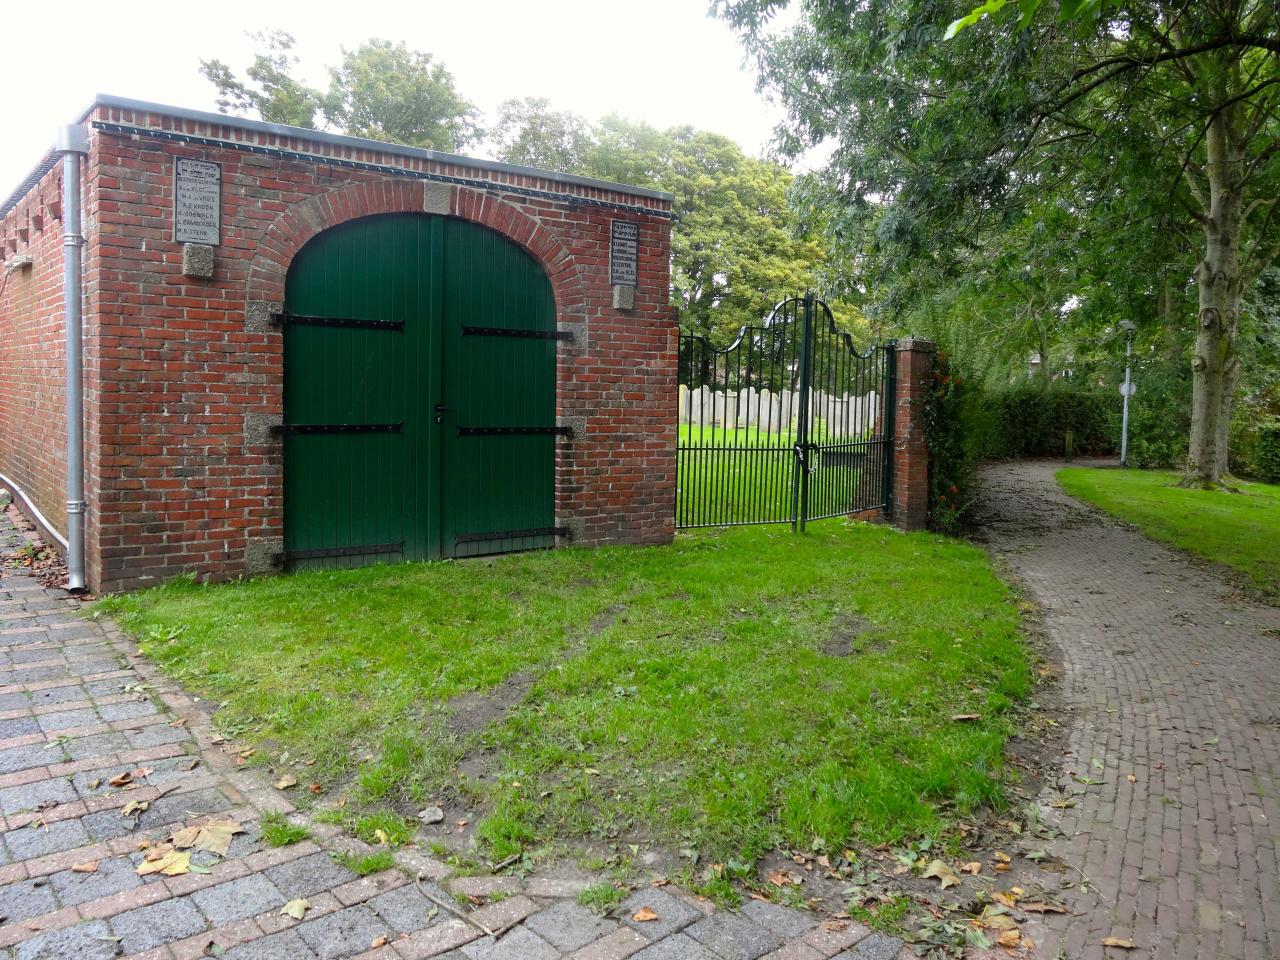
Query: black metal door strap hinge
[[460, 325, 573, 341], [454, 527, 568, 545], [271, 422, 404, 435], [272, 541, 404, 565], [456, 426, 573, 437], [272, 312, 405, 331]]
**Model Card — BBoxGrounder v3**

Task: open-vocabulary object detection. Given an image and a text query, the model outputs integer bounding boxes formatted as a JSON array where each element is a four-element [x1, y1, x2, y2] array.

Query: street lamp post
[[1119, 320, 1136, 467]]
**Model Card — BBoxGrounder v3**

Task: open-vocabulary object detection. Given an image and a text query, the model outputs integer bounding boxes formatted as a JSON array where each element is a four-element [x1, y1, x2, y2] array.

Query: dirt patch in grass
[[588, 604, 628, 636], [821, 614, 876, 657], [445, 672, 537, 736]]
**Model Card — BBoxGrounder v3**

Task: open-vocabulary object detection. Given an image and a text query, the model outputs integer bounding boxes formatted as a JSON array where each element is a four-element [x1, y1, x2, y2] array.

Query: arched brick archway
[[244, 179, 585, 316]]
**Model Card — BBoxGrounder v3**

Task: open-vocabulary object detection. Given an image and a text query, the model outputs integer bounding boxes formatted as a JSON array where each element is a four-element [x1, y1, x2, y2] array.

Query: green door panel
[[283, 212, 555, 569], [440, 218, 558, 557]]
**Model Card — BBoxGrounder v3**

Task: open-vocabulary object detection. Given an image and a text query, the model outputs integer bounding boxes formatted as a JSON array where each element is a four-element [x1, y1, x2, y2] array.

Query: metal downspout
[[56, 124, 89, 593]]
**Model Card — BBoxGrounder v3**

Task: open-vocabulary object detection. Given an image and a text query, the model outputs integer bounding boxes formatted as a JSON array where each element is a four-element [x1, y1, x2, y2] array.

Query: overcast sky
[[1, 0, 793, 195]]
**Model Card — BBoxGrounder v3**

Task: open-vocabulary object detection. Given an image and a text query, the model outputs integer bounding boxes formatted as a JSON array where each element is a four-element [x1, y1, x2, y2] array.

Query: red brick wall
[[68, 104, 675, 591], [0, 164, 69, 543], [889, 338, 935, 531]]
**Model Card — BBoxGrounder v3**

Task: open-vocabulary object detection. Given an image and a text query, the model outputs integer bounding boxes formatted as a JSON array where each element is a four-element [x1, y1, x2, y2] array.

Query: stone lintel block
[[423, 182, 451, 215]]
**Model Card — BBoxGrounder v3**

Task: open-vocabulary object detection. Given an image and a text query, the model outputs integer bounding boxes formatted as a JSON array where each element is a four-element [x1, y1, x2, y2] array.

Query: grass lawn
[[1058, 467, 1280, 598], [677, 424, 880, 527], [97, 522, 1032, 872]]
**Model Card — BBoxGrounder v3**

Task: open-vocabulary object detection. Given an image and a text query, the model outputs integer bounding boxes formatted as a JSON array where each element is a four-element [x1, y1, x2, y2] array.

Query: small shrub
[[1255, 421, 1280, 482]]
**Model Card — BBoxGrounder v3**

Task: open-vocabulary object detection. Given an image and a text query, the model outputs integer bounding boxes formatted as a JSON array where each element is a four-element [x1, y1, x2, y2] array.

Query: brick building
[[0, 96, 677, 592]]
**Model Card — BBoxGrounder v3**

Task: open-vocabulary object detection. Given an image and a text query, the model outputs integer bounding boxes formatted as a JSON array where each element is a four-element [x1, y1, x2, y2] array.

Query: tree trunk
[[1036, 325, 1051, 391], [1185, 114, 1244, 487]]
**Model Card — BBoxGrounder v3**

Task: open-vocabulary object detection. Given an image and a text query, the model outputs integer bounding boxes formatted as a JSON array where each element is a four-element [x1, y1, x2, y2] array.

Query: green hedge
[[978, 386, 1117, 460]]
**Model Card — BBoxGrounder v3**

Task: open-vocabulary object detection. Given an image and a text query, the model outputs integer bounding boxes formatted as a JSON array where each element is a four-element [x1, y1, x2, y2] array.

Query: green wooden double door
[[281, 213, 560, 569]]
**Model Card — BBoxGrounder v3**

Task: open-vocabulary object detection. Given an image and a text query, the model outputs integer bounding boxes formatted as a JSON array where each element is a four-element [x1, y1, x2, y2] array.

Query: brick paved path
[[0, 504, 908, 960], [976, 460, 1280, 960]]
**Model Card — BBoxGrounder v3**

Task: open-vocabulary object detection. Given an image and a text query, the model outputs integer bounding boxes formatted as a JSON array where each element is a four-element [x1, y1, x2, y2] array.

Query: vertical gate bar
[[795, 292, 813, 533]]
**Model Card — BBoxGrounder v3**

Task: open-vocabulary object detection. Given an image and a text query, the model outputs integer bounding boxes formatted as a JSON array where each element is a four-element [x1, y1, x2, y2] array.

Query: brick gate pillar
[[889, 337, 936, 531]]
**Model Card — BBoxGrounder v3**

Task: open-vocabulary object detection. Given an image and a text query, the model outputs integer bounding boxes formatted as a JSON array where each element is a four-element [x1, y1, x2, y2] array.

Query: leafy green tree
[[199, 31, 321, 128], [320, 40, 479, 150], [201, 34, 479, 151], [718, 0, 1280, 486], [493, 108, 860, 342], [490, 98, 594, 171], [594, 121, 834, 341]]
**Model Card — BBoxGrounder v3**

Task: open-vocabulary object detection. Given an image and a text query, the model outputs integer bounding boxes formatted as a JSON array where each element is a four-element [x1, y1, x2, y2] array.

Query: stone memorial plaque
[[174, 158, 221, 245], [610, 220, 639, 287]]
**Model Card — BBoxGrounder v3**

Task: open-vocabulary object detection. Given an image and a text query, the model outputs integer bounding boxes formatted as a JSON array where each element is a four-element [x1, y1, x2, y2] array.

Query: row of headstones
[[678, 384, 881, 436]]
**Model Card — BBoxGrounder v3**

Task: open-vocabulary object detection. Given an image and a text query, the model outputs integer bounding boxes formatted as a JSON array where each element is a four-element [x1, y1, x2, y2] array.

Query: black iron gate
[[676, 294, 895, 530]]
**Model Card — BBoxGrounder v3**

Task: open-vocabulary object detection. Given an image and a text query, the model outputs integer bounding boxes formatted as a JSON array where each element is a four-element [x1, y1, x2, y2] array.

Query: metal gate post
[[882, 341, 897, 517], [794, 292, 815, 534]]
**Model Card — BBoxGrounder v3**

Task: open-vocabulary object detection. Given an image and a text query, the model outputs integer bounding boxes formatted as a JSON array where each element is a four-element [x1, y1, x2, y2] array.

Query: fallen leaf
[[920, 859, 960, 890], [951, 713, 981, 722], [1021, 901, 1068, 914], [281, 899, 309, 920], [169, 716, 188, 728], [632, 907, 660, 922], [136, 850, 191, 876], [374, 828, 389, 845], [310, 783, 323, 795], [88, 779, 102, 790], [170, 817, 245, 857], [121, 800, 148, 817], [72, 861, 99, 873], [108, 772, 133, 787], [767, 869, 801, 887], [1026, 849, 1049, 862], [1126, 774, 1137, 783], [960, 861, 982, 875], [992, 891, 1019, 909], [1101, 937, 1136, 949], [980, 911, 1017, 932], [994, 862, 1011, 872], [274, 774, 297, 790], [993, 851, 1012, 863], [370, 936, 389, 948], [819, 919, 848, 932], [997, 929, 1022, 948], [180, 758, 200, 771]]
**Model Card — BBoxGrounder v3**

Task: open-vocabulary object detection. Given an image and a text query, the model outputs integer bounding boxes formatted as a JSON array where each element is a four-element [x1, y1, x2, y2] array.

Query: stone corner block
[[244, 412, 282, 447], [612, 284, 636, 311], [246, 300, 283, 333], [181, 243, 215, 279], [556, 415, 586, 443], [244, 537, 283, 576], [555, 515, 586, 546], [423, 182, 451, 215]]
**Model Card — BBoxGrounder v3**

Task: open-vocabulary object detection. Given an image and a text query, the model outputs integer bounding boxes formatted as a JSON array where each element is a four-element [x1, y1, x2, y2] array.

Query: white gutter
[[0, 471, 70, 552]]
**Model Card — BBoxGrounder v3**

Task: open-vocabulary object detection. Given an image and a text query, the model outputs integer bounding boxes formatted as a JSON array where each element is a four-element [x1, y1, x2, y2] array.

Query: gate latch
[[434, 403, 453, 424]]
